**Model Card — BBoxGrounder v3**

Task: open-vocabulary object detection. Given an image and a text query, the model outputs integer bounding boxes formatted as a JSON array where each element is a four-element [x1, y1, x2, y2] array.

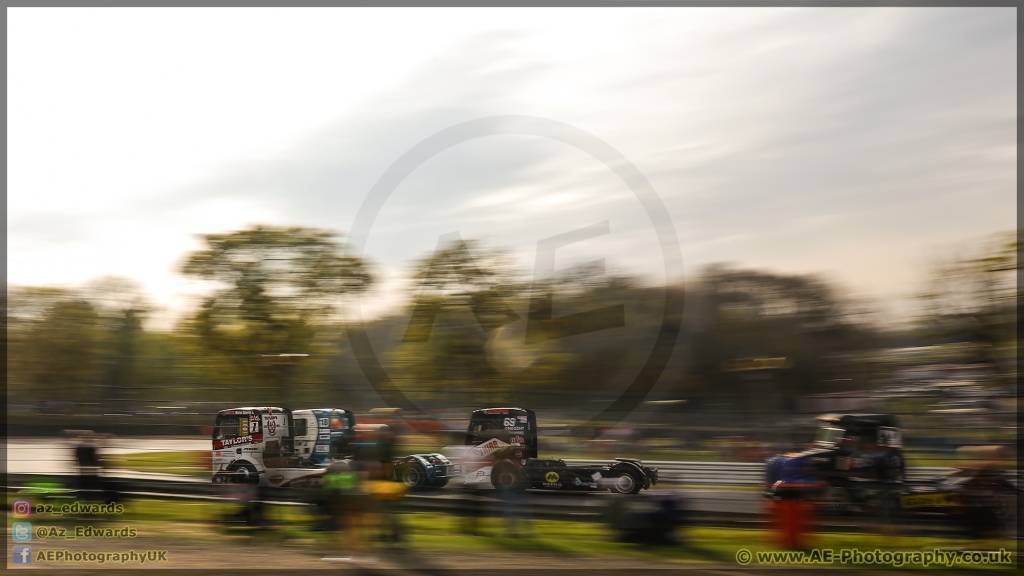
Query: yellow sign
[[544, 471, 560, 483], [900, 492, 959, 509]]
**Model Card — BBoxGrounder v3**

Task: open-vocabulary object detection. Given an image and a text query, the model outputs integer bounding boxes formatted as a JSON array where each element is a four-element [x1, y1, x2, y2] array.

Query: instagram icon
[[12, 499, 32, 518]]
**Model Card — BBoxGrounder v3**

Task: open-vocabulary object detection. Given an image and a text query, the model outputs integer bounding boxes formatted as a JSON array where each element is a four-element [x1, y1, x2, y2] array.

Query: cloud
[[6, 8, 1015, 325]]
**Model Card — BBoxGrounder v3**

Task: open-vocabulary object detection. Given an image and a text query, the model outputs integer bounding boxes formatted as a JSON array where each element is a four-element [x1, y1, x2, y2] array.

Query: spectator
[[323, 460, 365, 556]]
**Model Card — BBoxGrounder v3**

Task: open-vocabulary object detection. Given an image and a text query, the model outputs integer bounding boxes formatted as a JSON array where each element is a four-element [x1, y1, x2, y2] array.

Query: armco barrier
[[4, 472, 970, 537], [563, 460, 964, 486]]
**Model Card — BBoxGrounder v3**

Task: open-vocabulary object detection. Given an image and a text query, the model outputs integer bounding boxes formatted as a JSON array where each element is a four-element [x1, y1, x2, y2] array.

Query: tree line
[[6, 226, 1016, 424]]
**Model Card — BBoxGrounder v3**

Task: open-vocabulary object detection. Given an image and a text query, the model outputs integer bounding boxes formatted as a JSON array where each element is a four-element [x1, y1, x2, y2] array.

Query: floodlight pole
[[261, 354, 309, 408]]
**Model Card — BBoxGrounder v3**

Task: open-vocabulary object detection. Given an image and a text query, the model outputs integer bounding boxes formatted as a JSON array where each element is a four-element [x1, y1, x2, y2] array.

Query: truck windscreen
[[214, 413, 262, 440], [214, 416, 245, 439], [470, 416, 521, 432], [815, 427, 844, 445], [465, 409, 538, 459]]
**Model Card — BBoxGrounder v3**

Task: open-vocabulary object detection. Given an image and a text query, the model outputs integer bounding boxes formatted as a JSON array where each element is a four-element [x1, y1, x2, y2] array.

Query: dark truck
[[765, 414, 1020, 534], [892, 465, 1020, 537], [462, 407, 658, 494], [765, 413, 906, 510]]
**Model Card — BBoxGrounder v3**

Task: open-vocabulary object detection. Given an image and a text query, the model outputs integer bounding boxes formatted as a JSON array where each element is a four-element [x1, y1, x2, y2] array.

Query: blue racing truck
[[290, 408, 356, 464], [765, 413, 905, 510]]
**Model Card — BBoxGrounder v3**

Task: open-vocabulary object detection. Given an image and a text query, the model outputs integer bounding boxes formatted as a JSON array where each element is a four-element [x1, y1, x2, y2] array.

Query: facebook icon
[[12, 545, 32, 565]]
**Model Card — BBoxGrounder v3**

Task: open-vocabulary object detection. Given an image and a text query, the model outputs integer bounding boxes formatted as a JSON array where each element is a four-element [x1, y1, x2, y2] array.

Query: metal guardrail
[[18, 462, 1012, 488], [563, 460, 982, 486], [16, 459, 1015, 489]]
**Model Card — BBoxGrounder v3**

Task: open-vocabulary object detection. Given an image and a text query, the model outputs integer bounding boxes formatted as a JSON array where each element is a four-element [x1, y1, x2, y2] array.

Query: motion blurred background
[[8, 6, 1016, 456], [5, 6, 1017, 570]]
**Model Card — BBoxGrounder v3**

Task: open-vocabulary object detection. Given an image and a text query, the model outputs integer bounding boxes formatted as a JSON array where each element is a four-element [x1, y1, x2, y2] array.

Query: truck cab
[[289, 408, 356, 464], [465, 407, 538, 459], [765, 413, 906, 508], [211, 406, 353, 487], [212, 407, 294, 484], [457, 407, 657, 494], [811, 413, 904, 482]]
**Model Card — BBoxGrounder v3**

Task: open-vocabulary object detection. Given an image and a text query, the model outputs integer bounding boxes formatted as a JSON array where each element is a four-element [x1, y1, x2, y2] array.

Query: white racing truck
[[442, 408, 658, 494], [211, 406, 354, 487]]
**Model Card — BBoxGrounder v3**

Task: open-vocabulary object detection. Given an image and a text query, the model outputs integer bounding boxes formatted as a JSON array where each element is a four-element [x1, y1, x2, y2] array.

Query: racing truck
[[392, 453, 456, 489], [449, 407, 658, 494], [764, 413, 906, 511], [350, 421, 456, 489], [892, 465, 1021, 537], [211, 407, 355, 487], [213, 406, 452, 489], [290, 408, 356, 464]]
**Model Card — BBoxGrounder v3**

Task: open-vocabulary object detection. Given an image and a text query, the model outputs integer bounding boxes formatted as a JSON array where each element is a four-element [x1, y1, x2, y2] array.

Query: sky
[[7, 7, 1017, 330]]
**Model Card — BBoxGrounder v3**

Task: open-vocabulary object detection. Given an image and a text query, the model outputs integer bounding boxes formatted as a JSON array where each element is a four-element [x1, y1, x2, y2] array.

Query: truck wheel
[[991, 490, 1017, 528], [491, 463, 525, 491], [966, 505, 997, 538], [884, 453, 904, 483], [877, 490, 901, 526], [821, 485, 851, 515], [398, 463, 427, 488], [609, 468, 642, 494], [228, 463, 259, 484]]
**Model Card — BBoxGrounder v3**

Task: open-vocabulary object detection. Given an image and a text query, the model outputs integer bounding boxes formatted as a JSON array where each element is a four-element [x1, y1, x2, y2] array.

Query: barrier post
[[769, 494, 814, 550]]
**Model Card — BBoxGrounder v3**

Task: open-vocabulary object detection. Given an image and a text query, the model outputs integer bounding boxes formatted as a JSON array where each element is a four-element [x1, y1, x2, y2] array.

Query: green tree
[[179, 225, 372, 406], [7, 287, 104, 407], [85, 276, 149, 411], [680, 265, 871, 420], [384, 238, 576, 407], [916, 231, 1017, 376], [401, 238, 522, 342]]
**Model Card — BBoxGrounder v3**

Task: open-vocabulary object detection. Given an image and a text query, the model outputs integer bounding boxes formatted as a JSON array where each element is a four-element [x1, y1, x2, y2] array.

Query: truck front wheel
[[884, 453, 905, 483], [228, 463, 259, 484]]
